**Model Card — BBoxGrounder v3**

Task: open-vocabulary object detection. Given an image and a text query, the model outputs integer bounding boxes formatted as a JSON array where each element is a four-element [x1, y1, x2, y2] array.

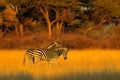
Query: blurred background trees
[[0, 0, 120, 49]]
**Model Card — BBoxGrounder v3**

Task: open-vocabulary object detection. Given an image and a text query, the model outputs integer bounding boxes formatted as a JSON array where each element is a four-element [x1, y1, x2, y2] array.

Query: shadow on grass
[[50, 71, 120, 80], [0, 71, 34, 80], [1, 71, 120, 80]]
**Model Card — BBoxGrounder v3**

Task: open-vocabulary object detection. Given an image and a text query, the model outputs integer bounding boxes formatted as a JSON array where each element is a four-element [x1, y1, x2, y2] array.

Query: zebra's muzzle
[[64, 57, 67, 60]]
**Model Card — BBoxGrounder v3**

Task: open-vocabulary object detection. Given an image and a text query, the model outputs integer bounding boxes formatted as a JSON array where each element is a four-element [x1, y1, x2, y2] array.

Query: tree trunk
[[56, 21, 63, 40], [56, 22, 60, 34], [47, 21, 52, 39], [19, 24, 24, 36], [15, 24, 19, 36], [40, 7, 53, 39], [83, 31, 87, 41]]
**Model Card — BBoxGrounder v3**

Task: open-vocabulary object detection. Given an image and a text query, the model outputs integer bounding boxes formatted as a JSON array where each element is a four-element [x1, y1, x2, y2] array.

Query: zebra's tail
[[23, 54, 26, 65]]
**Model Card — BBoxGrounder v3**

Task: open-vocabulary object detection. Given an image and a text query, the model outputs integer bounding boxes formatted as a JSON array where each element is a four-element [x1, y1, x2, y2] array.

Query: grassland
[[0, 49, 120, 80]]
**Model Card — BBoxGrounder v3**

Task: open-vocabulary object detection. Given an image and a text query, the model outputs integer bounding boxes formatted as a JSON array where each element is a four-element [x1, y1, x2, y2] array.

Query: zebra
[[23, 41, 62, 65], [34, 47, 69, 67]]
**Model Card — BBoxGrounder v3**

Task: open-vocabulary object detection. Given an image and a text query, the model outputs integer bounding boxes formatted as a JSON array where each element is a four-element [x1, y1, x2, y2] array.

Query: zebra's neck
[[57, 49, 63, 56], [48, 44, 55, 49], [48, 45, 56, 50]]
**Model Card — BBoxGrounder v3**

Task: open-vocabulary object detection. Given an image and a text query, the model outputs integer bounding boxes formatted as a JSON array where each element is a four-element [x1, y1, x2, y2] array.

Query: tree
[[73, 0, 120, 40], [88, 0, 120, 31], [0, 1, 21, 36], [6, 0, 38, 36], [33, 0, 77, 39]]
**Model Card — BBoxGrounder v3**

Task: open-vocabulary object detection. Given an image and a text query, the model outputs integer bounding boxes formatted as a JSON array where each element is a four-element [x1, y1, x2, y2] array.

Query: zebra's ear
[[53, 41, 57, 44]]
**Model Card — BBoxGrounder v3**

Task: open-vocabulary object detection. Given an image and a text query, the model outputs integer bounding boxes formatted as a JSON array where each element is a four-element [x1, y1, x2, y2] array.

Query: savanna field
[[0, 0, 120, 80], [0, 49, 120, 80]]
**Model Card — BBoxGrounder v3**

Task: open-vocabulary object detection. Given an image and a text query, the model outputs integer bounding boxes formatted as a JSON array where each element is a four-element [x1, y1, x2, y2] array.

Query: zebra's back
[[34, 49, 49, 62], [34, 48, 59, 62], [26, 48, 34, 57]]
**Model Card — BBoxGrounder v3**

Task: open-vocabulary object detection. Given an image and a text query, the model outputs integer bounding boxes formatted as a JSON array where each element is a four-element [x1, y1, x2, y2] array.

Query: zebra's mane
[[55, 48, 66, 56], [47, 41, 57, 49]]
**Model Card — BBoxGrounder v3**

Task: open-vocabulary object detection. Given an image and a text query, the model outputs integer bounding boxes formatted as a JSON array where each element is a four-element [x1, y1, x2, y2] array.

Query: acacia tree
[[48, 0, 77, 39], [32, 0, 76, 38], [0, 1, 22, 36], [75, 0, 120, 40], [0, 0, 28, 36], [6, 0, 37, 36], [88, 0, 120, 31], [3, 0, 81, 38]]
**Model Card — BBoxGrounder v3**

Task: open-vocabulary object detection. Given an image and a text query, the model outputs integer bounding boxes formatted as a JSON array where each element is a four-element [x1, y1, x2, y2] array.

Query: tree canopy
[[0, 0, 120, 38]]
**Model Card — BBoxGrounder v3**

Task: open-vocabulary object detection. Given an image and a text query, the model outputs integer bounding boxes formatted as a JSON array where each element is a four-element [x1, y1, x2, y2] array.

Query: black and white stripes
[[23, 41, 61, 65], [23, 41, 69, 67]]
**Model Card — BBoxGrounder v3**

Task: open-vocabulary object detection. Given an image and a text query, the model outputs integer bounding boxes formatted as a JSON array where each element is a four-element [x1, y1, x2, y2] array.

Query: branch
[[39, 7, 46, 17], [51, 8, 59, 25], [51, 8, 70, 25], [87, 13, 108, 31], [68, 0, 76, 7], [39, 5, 49, 22], [59, 8, 70, 21], [99, 13, 108, 24]]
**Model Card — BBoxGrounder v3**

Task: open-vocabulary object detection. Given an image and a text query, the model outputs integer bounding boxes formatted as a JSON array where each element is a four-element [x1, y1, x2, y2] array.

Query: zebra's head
[[47, 41, 62, 50], [56, 47, 69, 60], [62, 48, 69, 60]]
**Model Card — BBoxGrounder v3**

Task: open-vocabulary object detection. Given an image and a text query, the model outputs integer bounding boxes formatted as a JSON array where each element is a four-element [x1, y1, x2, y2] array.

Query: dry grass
[[0, 30, 120, 49], [0, 49, 120, 80]]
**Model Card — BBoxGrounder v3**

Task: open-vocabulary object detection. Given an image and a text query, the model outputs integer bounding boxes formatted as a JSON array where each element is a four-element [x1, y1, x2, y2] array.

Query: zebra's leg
[[27, 55, 34, 65], [47, 60, 51, 68], [33, 56, 35, 64], [23, 55, 31, 67], [55, 59, 59, 69], [23, 54, 26, 65]]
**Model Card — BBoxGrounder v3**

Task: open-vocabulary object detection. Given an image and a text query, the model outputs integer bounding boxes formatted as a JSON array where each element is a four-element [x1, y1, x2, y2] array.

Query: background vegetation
[[0, 0, 120, 49]]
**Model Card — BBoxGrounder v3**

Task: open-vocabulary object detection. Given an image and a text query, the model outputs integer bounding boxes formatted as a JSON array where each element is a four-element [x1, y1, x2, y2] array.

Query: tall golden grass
[[0, 49, 120, 80]]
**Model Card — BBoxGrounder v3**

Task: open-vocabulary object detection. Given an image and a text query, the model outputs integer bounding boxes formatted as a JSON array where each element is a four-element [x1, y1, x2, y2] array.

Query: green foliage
[[92, 0, 120, 17], [47, 0, 73, 7], [6, 0, 31, 5], [0, 0, 9, 6], [70, 19, 81, 25]]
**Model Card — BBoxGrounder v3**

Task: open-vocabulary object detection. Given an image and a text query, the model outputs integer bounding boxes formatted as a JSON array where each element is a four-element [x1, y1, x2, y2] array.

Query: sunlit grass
[[0, 49, 120, 80]]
